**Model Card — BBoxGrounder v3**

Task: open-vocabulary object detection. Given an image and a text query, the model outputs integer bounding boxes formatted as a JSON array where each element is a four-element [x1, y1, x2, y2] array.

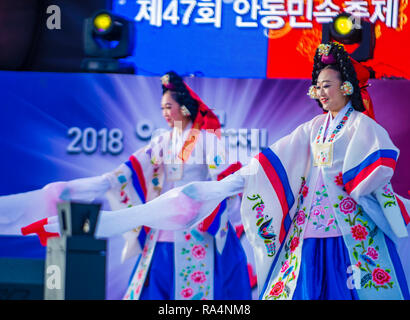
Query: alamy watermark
[[46, 5, 61, 30], [46, 265, 62, 290], [346, 265, 361, 290]]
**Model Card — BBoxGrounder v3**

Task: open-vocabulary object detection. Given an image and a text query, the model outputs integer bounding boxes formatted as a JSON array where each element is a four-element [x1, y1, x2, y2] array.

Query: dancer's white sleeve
[[0, 175, 111, 235], [95, 172, 245, 238]]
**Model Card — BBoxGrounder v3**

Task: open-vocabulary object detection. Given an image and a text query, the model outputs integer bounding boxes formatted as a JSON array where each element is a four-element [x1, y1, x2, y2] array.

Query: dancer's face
[[316, 68, 349, 117], [161, 91, 189, 128]]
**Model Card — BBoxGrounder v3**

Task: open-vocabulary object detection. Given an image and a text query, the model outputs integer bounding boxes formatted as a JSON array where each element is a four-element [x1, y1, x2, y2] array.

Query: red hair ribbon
[[350, 58, 376, 120]]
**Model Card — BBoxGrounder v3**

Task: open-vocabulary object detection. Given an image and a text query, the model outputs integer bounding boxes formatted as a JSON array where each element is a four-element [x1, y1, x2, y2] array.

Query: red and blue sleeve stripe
[[125, 155, 148, 204], [396, 196, 410, 226], [199, 162, 243, 234], [125, 155, 149, 247], [343, 149, 398, 195], [125, 155, 150, 247], [256, 148, 295, 243], [205, 199, 227, 236]]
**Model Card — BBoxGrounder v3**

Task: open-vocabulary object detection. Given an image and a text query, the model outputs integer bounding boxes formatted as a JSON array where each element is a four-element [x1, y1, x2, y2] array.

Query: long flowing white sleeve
[[95, 172, 245, 238], [0, 175, 111, 235]]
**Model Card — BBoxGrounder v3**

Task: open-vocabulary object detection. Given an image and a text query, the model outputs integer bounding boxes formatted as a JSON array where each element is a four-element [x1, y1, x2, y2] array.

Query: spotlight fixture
[[82, 10, 136, 73], [322, 12, 375, 62], [93, 12, 112, 34], [331, 13, 361, 44]]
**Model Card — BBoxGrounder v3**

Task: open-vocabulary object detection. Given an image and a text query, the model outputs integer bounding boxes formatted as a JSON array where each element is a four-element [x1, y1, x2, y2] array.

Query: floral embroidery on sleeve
[[264, 206, 307, 300], [178, 230, 212, 300], [263, 176, 310, 300], [247, 194, 277, 256], [334, 195, 396, 290], [381, 184, 397, 208], [113, 171, 133, 208]]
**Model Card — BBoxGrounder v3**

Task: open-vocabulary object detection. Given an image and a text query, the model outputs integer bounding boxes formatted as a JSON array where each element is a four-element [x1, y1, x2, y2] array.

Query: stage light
[[81, 10, 136, 73], [93, 13, 112, 33], [329, 13, 362, 44], [333, 14, 353, 36], [322, 13, 375, 62]]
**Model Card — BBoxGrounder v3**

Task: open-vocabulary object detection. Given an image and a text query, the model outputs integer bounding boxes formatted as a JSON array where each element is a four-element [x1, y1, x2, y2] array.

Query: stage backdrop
[[0, 71, 409, 299], [112, 0, 410, 79]]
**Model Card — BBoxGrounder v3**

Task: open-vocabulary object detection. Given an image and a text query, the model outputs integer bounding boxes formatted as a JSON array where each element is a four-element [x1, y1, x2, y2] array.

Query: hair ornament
[[318, 44, 331, 56], [341, 81, 354, 96], [321, 54, 336, 64], [161, 74, 176, 90], [317, 43, 337, 64], [180, 105, 191, 117], [307, 85, 319, 99]]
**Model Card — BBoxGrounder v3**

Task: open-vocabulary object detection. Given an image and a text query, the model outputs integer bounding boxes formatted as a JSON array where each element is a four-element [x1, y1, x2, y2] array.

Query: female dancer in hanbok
[[6, 71, 251, 300], [189, 42, 409, 300], [81, 42, 410, 300]]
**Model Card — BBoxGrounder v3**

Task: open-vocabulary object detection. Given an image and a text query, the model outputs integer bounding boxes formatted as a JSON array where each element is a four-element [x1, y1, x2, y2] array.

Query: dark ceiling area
[[0, 0, 110, 72]]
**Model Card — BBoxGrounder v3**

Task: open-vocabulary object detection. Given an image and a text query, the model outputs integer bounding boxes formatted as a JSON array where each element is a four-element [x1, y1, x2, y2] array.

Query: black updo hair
[[311, 42, 365, 112], [161, 71, 199, 122]]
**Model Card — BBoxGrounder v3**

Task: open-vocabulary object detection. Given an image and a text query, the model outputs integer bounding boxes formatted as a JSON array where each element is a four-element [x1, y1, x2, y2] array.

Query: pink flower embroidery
[[299, 180, 307, 195], [256, 204, 265, 213], [382, 185, 393, 196], [334, 172, 344, 186], [296, 211, 305, 226], [290, 237, 299, 252], [185, 234, 191, 241], [269, 281, 284, 297], [302, 186, 309, 198], [281, 261, 289, 273], [327, 218, 335, 226], [351, 225, 368, 241], [255, 204, 265, 219], [191, 245, 206, 259], [135, 285, 141, 295], [356, 261, 362, 268], [121, 195, 129, 204], [142, 245, 149, 258], [137, 269, 145, 280], [180, 287, 194, 299], [372, 268, 391, 285], [366, 247, 379, 260], [256, 203, 265, 219], [339, 197, 357, 215], [191, 271, 207, 284], [312, 206, 325, 216]]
